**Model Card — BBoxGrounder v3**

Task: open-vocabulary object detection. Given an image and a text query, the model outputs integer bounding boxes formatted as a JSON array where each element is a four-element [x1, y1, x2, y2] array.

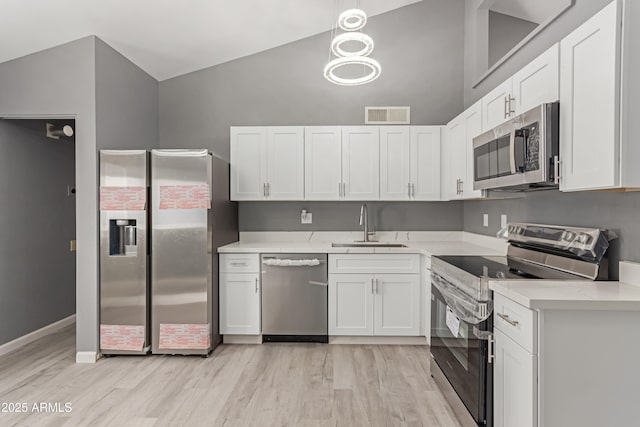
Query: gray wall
[[159, 0, 466, 160], [464, 0, 612, 107], [0, 36, 159, 355], [160, 0, 466, 234], [0, 120, 76, 345], [488, 11, 538, 68], [239, 201, 463, 232], [0, 37, 98, 353], [96, 39, 159, 150]]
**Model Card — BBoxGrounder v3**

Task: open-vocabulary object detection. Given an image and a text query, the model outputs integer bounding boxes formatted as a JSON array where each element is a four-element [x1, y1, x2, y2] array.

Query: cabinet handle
[[255, 277, 259, 294], [338, 182, 342, 198], [504, 96, 509, 119], [554, 155, 561, 185], [267, 182, 271, 197], [488, 334, 495, 364], [411, 183, 415, 198], [508, 96, 516, 116], [497, 313, 519, 326], [371, 277, 374, 294], [459, 180, 463, 196], [263, 183, 267, 197], [408, 183, 411, 199], [230, 262, 247, 267]]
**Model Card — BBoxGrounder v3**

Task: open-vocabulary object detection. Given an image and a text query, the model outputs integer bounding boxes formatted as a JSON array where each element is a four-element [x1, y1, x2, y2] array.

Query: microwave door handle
[[509, 129, 517, 174]]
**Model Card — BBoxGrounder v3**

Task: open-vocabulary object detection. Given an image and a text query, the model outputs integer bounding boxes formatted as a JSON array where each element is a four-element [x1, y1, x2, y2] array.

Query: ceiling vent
[[365, 106, 410, 124]]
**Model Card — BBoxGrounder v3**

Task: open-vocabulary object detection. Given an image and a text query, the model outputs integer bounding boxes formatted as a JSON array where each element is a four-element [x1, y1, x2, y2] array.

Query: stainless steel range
[[429, 223, 613, 427]]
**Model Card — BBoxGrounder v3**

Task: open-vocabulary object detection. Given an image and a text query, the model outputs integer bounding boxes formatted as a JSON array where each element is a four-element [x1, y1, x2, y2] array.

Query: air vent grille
[[365, 106, 410, 124]]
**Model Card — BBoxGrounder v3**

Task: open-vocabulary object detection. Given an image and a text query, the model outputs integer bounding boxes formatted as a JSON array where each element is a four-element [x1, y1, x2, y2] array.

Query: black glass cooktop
[[436, 255, 540, 280]]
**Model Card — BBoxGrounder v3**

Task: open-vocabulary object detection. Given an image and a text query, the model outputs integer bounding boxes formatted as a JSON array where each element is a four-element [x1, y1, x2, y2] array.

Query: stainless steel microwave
[[472, 102, 559, 191]]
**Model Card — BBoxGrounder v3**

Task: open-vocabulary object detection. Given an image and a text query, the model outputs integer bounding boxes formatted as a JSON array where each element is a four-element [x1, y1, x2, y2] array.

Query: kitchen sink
[[331, 242, 407, 248]]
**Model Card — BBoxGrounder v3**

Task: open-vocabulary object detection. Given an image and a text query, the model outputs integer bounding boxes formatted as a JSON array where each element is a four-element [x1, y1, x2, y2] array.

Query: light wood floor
[[0, 325, 461, 426]]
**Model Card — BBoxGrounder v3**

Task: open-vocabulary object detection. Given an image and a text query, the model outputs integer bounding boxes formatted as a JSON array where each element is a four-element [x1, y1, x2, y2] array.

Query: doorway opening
[[0, 118, 76, 352]]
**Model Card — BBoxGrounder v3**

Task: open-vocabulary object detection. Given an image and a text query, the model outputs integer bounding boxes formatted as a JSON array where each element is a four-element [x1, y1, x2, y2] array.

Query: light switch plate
[[483, 213, 489, 227], [501, 214, 508, 228], [301, 212, 312, 224]]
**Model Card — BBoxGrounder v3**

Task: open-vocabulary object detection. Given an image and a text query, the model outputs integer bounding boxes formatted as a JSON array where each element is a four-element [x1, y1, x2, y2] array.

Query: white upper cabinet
[[560, 1, 622, 191], [481, 78, 514, 131], [481, 43, 560, 132], [342, 127, 380, 201], [231, 126, 303, 200], [443, 101, 483, 200], [230, 127, 267, 200], [461, 101, 484, 198], [512, 43, 560, 115], [410, 126, 441, 200], [442, 117, 465, 200], [266, 127, 304, 200], [380, 126, 411, 201], [379, 126, 441, 201], [304, 127, 342, 200]]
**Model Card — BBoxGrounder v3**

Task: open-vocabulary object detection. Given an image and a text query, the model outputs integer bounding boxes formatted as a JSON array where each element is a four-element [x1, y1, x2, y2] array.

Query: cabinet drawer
[[220, 254, 260, 273], [494, 294, 537, 354], [329, 254, 420, 274]]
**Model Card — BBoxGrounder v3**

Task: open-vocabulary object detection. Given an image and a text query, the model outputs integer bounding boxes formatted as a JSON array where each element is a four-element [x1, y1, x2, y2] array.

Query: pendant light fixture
[[324, 3, 381, 86]]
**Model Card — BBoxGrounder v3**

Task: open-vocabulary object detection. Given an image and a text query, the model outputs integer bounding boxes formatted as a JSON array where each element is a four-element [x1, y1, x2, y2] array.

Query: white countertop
[[489, 262, 640, 311], [217, 231, 507, 257]]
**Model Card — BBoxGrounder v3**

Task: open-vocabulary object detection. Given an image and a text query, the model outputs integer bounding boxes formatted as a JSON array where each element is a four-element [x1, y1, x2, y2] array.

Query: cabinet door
[[266, 127, 304, 200], [304, 127, 342, 200], [481, 78, 513, 132], [461, 101, 484, 199], [373, 274, 420, 336], [494, 329, 537, 427], [329, 274, 374, 336], [410, 126, 441, 200], [512, 43, 560, 115], [442, 117, 465, 200], [219, 273, 260, 335], [380, 126, 411, 201], [230, 127, 267, 200], [560, 1, 621, 191], [342, 127, 380, 200]]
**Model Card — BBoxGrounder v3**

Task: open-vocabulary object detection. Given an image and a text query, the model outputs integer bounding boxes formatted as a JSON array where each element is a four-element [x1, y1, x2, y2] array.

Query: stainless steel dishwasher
[[261, 253, 328, 343]]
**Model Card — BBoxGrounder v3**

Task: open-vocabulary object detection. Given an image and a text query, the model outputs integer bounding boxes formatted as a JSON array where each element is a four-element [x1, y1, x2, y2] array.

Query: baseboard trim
[[0, 314, 76, 357], [329, 336, 428, 345], [222, 335, 262, 344], [75, 351, 99, 364]]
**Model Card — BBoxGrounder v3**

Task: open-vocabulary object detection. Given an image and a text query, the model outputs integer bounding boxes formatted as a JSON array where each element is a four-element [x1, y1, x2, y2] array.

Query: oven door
[[430, 283, 492, 425]]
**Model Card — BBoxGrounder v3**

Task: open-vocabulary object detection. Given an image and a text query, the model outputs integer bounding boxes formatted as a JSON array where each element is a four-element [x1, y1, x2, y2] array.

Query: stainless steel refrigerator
[[99, 149, 237, 356], [150, 149, 237, 355], [99, 150, 150, 355]]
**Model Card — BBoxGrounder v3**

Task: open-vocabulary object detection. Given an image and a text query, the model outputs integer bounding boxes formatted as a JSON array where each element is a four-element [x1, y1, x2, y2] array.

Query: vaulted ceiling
[[0, 0, 422, 81]]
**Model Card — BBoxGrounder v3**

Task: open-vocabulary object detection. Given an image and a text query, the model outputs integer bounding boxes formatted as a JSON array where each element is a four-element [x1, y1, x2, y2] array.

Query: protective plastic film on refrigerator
[[99, 150, 150, 355], [151, 149, 213, 355]]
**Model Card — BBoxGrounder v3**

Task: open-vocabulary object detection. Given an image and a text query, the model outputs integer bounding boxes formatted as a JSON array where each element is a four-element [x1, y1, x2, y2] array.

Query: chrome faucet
[[359, 203, 375, 242]]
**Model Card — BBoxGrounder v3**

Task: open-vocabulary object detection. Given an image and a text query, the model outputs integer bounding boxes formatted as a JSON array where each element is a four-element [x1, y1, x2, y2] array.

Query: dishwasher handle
[[262, 258, 322, 267]]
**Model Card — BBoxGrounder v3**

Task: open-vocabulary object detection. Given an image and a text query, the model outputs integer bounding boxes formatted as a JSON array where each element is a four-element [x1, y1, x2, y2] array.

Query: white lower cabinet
[[374, 274, 420, 336], [219, 272, 261, 335], [328, 254, 421, 337], [328, 274, 374, 336], [494, 328, 537, 427]]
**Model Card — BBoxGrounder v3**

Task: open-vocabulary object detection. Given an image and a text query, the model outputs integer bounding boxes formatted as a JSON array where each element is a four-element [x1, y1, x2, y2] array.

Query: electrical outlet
[[301, 210, 312, 224], [501, 214, 508, 228], [483, 213, 489, 227]]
